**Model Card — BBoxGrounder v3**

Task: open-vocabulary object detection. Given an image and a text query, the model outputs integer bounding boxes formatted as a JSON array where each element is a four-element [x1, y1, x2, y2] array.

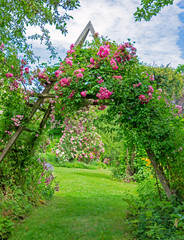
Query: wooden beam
[[30, 104, 52, 154], [27, 103, 47, 112], [0, 125, 24, 162], [37, 94, 56, 98], [30, 103, 52, 155], [75, 21, 96, 46], [9, 125, 39, 133]]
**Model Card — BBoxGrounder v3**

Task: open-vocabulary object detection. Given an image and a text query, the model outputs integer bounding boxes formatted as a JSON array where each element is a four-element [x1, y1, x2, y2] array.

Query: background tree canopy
[[0, 0, 80, 61], [134, 0, 174, 21]]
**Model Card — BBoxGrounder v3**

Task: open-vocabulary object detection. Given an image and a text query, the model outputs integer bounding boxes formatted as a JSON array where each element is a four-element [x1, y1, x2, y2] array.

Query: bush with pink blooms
[[55, 106, 104, 164]]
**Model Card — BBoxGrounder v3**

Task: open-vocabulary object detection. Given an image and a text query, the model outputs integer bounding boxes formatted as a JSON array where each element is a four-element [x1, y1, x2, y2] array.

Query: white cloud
[[27, 0, 184, 67]]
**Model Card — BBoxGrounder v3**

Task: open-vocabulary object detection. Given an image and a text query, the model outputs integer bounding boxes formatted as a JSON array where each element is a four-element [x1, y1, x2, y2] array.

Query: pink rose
[[25, 67, 29, 74], [66, 58, 73, 66], [6, 73, 13, 78], [110, 58, 118, 70], [55, 70, 63, 78], [148, 85, 154, 93], [81, 91, 87, 97], [97, 79, 104, 84], [76, 73, 83, 78]]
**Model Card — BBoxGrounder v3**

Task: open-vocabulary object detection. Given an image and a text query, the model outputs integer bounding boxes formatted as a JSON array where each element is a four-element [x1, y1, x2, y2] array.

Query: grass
[[9, 167, 137, 240]]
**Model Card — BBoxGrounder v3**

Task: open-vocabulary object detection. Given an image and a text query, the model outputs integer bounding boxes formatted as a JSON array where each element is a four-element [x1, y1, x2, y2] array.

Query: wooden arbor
[[0, 21, 176, 199], [0, 21, 96, 164]]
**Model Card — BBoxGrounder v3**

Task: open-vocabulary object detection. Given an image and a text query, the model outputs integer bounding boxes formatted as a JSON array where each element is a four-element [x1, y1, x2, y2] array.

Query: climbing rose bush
[[49, 36, 184, 199]]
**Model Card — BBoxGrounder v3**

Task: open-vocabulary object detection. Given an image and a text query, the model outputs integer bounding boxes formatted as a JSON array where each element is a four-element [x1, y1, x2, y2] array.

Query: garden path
[[10, 167, 136, 240]]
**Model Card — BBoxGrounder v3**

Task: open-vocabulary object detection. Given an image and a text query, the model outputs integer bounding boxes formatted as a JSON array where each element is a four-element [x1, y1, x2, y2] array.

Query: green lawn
[[10, 167, 137, 240]]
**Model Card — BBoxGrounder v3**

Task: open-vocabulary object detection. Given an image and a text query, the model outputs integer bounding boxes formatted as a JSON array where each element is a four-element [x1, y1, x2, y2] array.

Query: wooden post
[[75, 21, 95, 46], [30, 104, 53, 154], [146, 149, 173, 199]]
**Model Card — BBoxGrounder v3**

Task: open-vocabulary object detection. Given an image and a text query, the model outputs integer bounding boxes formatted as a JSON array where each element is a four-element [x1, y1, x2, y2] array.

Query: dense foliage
[[127, 179, 184, 239], [0, 45, 58, 239], [134, 0, 174, 21], [0, 0, 80, 61]]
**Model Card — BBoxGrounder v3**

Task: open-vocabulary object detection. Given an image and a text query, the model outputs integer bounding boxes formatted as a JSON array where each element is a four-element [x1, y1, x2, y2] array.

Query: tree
[[0, 0, 80, 61], [134, 0, 174, 21]]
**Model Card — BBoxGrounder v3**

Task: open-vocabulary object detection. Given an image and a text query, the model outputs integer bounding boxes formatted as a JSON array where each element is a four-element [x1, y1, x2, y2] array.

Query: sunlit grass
[[10, 167, 136, 240]]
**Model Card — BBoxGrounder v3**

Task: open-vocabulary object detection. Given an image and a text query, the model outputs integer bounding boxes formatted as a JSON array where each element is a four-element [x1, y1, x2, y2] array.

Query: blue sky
[[27, 0, 184, 68], [178, 0, 184, 59]]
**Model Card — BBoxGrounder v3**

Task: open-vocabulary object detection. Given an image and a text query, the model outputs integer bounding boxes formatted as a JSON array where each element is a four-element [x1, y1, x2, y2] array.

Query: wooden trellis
[[0, 21, 96, 164]]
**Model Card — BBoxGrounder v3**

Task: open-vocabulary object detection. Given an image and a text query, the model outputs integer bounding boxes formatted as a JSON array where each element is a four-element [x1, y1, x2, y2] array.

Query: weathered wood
[[0, 126, 24, 163], [30, 104, 53, 154], [39, 104, 52, 131], [146, 149, 173, 199], [9, 125, 39, 133], [75, 21, 95, 46], [37, 94, 57, 98], [27, 103, 47, 112]]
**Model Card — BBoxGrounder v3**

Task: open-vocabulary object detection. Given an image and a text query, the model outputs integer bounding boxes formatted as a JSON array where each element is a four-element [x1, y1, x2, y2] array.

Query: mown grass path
[[10, 167, 137, 240]]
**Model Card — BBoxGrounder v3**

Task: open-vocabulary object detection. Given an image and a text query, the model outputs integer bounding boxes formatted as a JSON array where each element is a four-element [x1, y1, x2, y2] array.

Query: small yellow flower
[[145, 158, 151, 165], [39, 199, 46, 204]]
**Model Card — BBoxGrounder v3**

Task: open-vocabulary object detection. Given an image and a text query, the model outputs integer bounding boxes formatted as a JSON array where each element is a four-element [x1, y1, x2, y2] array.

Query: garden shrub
[[0, 130, 57, 239], [127, 178, 184, 240], [54, 106, 105, 164], [0, 150, 57, 239]]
